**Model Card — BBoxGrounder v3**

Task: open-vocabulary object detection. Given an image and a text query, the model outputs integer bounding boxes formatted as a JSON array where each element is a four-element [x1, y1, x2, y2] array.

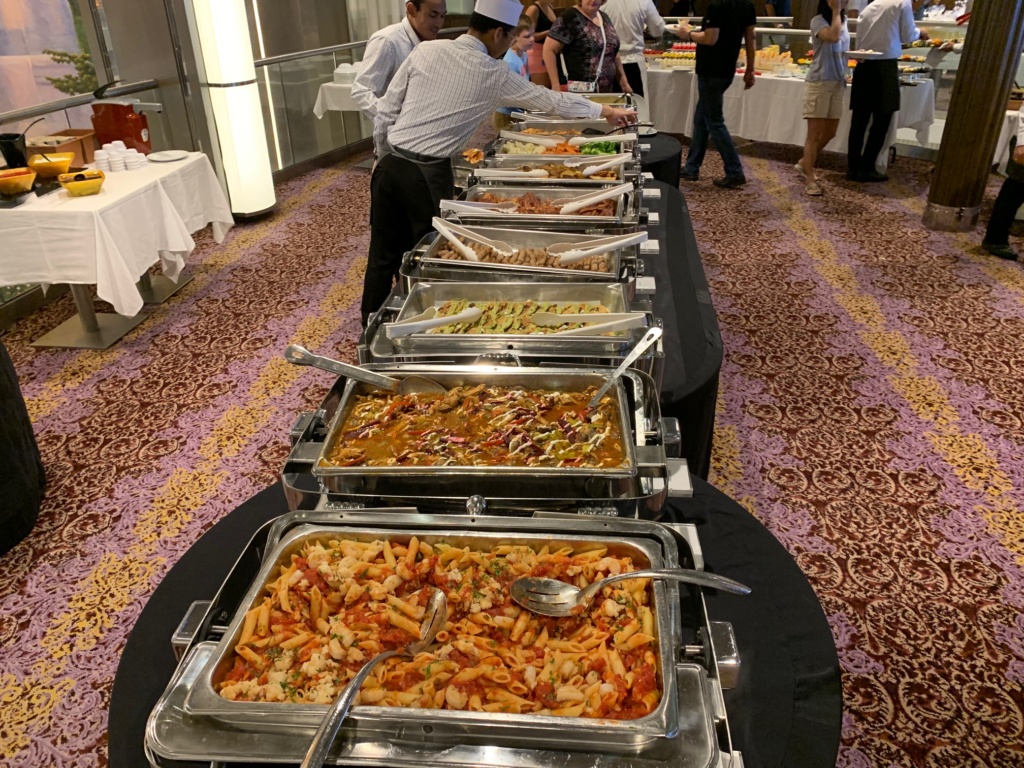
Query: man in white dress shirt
[[350, 0, 448, 120], [360, 0, 636, 323], [846, 0, 925, 181], [604, 0, 684, 97]]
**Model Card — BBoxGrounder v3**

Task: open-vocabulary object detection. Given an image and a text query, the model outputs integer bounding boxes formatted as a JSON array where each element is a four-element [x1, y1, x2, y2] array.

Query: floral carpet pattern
[[1, 144, 1023, 767]]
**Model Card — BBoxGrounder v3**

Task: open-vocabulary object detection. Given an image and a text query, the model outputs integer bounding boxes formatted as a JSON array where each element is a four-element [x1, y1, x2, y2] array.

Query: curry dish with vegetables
[[323, 385, 627, 469]]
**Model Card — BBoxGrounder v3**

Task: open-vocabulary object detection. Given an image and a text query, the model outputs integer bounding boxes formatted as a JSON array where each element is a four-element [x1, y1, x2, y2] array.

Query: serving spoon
[[511, 569, 750, 617], [587, 326, 662, 409], [284, 344, 447, 395], [300, 589, 448, 768], [548, 231, 648, 265]]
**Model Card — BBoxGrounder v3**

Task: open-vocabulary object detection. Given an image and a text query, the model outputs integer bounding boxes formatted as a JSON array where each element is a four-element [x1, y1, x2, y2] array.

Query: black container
[[0, 133, 28, 168]]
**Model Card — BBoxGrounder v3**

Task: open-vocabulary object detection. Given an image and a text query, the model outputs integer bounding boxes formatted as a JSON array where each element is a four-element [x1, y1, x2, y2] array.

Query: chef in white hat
[[360, 0, 637, 324]]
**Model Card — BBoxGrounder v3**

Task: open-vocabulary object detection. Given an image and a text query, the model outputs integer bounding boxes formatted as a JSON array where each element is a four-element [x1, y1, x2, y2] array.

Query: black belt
[[391, 146, 450, 166]]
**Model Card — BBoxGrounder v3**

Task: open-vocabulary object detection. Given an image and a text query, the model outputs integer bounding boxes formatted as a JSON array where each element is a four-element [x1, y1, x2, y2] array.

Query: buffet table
[[647, 68, 936, 170], [108, 478, 842, 768], [0, 152, 233, 348]]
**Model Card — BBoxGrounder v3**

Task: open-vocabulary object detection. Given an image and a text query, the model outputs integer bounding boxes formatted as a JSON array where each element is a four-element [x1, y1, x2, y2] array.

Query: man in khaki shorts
[[796, 0, 849, 196]]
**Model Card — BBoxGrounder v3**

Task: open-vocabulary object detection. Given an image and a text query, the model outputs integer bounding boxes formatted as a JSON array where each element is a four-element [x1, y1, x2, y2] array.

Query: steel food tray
[[282, 366, 682, 517], [181, 521, 681, 755], [312, 366, 637, 496], [413, 226, 635, 280], [388, 282, 639, 349], [447, 184, 638, 230], [474, 154, 642, 188]]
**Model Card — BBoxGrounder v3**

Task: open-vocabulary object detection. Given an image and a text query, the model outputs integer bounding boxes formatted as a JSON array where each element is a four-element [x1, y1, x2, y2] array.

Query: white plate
[[148, 150, 190, 163], [847, 50, 886, 60]]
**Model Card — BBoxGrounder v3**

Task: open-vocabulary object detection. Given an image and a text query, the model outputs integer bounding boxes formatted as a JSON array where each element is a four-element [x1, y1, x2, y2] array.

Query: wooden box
[[26, 129, 98, 169]]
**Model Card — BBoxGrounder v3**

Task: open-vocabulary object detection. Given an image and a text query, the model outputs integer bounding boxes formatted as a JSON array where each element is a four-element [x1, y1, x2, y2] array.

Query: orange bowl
[[28, 151, 75, 178], [0, 167, 36, 195]]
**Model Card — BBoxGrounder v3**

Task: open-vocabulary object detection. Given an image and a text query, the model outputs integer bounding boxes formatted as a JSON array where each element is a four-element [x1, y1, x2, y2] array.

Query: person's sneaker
[[982, 241, 1019, 261], [861, 170, 889, 182], [680, 170, 699, 181], [713, 176, 746, 189]]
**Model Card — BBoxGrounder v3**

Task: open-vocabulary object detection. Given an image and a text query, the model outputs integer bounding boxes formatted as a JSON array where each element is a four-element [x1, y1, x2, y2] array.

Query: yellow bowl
[[28, 151, 75, 178], [0, 167, 36, 195], [58, 169, 105, 197]]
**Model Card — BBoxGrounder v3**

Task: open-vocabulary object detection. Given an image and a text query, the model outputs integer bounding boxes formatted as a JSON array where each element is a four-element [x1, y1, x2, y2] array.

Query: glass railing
[[252, 27, 468, 175], [255, 43, 372, 174]]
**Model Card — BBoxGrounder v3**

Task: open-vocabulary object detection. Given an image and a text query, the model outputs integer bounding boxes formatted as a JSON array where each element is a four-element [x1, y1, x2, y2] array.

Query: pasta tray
[[182, 522, 682, 755]]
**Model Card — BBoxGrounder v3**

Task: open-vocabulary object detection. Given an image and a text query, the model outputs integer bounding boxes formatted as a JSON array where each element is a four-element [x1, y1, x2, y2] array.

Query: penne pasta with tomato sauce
[[217, 538, 660, 720]]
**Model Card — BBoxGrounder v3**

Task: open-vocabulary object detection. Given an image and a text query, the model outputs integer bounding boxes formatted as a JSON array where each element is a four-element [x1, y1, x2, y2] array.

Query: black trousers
[[985, 176, 1024, 246], [361, 152, 454, 322], [623, 62, 644, 98], [847, 109, 894, 175]]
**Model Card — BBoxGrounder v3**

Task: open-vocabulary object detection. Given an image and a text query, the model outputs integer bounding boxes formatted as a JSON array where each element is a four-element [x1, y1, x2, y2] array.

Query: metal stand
[[137, 271, 194, 304], [30, 284, 146, 349]]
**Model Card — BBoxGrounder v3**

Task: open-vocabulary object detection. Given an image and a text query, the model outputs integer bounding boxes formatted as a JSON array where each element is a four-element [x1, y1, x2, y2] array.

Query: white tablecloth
[[647, 69, 935, 171], [994, 110, 1023, 174], [313, 83, 361, 118], [0, 153, 233, 316]]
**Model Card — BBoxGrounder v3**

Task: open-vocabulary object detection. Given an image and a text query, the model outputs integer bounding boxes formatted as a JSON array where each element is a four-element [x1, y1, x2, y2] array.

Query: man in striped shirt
[[351, 1, 448, 120], [360, 0, 636, 324]]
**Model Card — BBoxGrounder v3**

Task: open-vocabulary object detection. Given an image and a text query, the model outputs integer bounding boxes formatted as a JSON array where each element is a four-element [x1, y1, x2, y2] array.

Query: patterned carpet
[[1, 142, 1023, 767]]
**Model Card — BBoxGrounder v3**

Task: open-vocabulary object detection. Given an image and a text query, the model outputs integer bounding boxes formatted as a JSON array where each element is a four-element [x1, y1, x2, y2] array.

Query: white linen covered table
[[647, 69, 935, 171], [0, 152, 233, 347], [313, 83, 362, 118]]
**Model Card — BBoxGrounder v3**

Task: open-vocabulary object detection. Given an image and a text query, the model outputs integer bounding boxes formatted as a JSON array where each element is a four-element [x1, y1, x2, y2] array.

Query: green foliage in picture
[[43, 50, 99, 96]]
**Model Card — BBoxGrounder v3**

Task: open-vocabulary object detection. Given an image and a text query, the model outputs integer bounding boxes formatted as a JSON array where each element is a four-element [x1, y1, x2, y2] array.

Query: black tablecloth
[[0, 337, 44, 556], [108, 479, 841, 768], [640, 133, 682, 188], [646, 181, 722, 479]]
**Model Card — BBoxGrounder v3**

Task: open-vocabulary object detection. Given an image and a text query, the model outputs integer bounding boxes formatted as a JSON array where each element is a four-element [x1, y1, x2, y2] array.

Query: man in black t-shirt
[[678, 0, 756, 188]]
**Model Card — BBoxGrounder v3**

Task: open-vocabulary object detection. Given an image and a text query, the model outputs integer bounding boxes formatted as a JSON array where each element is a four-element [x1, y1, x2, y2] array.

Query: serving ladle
[[300, 589, 448, 768], [511, 569, 750, 617], [284, 344, 447, 395]]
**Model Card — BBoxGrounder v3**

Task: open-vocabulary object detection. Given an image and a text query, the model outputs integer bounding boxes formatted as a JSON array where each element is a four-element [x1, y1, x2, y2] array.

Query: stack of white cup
[[97, 141, 142, 172]]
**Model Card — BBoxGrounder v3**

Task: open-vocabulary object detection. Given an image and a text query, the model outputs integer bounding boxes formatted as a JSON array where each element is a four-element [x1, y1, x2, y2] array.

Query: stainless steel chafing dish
[[470, 155, 640, 187], [147, 510, 743, 768], [400, 227, 647, 298], [357, 283, 664, 391], [444, 184, 640, 231], [282, 365, 686, 518], [182, 522, 679, 753]]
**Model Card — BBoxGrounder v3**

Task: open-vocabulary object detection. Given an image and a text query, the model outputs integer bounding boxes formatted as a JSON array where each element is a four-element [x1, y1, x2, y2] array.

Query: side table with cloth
[[0, 337, 45, 557], [313, 82, 362, 118], [108, 478, 842, 768], [0, 153, 233, 348], [647, 69, 935, 171]]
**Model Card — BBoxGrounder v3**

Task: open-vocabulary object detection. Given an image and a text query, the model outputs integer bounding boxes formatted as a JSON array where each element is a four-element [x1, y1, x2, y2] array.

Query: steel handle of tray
[[299, 649, 399, 768]]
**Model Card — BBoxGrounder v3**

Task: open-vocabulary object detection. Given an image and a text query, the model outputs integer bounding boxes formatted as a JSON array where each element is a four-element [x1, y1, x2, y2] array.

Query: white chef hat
[[474, 0, 524, 27]]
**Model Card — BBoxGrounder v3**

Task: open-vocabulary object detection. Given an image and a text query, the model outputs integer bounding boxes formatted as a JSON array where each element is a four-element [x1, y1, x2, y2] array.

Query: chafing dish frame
[[357, 283, 665, 392], [447, 184, 640, 230], [404, 227, 641, 289], [282, 365, 685, 518], [181, 519, 682, 755], [472, 154, 641, 188]]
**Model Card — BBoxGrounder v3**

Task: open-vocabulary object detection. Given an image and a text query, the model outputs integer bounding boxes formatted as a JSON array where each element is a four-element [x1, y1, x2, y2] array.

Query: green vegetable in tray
[[580, 141, 618, 155]]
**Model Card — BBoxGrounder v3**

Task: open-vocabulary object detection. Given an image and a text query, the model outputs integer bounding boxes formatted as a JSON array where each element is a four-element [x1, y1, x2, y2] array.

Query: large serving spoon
[[546, 314, 648, 337], [511, 568, 750, 617], [548, 231, 648, 265], [586, 326, 662, 409], [568, 133, 638, 147], [284, 344, 447, 395], [431, 217, 515, 258], [553, 181, 634, 216], [499, 130, 564, 148], [472, 168, 549, 180], [384, 306, 483, 339], [439, 199, 518, 214], [299, 590, 448, 768]]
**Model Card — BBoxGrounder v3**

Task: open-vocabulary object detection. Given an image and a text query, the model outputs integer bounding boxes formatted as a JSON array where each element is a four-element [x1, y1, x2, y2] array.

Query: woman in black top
[[544, 0, 630, 94], [525, 1, 559, 86]]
